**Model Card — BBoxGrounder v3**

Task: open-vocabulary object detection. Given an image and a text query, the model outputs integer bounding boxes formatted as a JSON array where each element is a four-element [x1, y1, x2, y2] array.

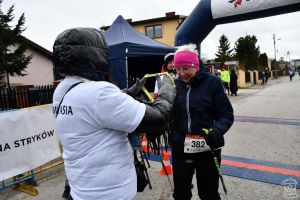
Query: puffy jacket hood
[[53, 27, 109, 81]]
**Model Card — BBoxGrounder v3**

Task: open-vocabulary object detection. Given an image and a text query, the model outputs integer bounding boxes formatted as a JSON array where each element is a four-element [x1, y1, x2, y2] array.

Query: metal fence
[[0, 85, 55, 111]]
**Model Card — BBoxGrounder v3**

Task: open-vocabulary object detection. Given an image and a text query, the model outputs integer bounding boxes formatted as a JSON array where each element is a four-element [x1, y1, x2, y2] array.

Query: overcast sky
[[2, 0, 300, 61]]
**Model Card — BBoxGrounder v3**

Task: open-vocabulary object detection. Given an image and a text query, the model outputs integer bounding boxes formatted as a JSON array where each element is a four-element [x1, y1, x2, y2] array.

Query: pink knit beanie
[[173, 51, 200, 70]]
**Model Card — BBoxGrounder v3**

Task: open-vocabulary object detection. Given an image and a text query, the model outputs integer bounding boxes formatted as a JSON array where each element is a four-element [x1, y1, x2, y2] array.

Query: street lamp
[[273, 34, 281, 61], [286, 51, 290, 63]]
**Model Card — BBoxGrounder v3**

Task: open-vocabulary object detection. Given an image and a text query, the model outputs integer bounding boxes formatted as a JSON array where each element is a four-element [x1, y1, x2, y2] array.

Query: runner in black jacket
[[171, 44, 234, 200]]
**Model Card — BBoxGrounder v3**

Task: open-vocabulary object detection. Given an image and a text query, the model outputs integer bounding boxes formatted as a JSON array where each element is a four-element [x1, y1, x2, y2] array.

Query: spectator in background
[[230, 69, 238, 96], [264, 67, 270, 85], [220, 66, 230, 95], [289, 68, 294, 82], [162, 52, 177, 77], [261, 71, 266, 86], [153, 52, 176, 99]]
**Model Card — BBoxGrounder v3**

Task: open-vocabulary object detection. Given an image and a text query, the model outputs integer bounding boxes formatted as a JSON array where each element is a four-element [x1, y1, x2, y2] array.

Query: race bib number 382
[[184, 134, 211, 153]]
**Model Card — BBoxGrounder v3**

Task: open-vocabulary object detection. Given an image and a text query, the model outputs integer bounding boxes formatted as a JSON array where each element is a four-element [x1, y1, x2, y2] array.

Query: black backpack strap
[[55, 82, 82, 118]]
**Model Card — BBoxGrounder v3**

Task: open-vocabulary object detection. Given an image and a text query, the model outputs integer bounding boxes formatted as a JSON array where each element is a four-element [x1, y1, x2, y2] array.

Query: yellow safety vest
[[220, 70, 230, 83]]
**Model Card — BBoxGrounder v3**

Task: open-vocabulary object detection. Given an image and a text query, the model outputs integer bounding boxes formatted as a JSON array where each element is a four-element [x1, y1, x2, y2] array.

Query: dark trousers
[[172, 148, 221, 200], [63, 179, 73, 200], [265, 77, 269, 84], [222, 82, 230, 95]]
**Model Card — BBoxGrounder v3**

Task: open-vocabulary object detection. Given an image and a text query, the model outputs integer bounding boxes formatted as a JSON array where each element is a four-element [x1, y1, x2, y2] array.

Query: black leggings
[[172, 148, 221, 200]]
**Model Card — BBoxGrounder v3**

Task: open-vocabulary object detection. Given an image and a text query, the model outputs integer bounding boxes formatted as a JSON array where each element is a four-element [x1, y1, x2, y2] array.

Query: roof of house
[[101, 12, 187, 30], [19, 35, 52, 58], [277, 59, 287, 64]]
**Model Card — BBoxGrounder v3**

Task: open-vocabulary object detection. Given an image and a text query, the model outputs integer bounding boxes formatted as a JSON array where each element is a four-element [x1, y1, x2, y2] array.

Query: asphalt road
[[1, 75, 299, 200]]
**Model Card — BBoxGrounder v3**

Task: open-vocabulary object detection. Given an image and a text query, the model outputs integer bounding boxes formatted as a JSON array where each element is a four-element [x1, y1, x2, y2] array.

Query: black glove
[[122, 77, 146, 97], [204, 129, 216, 147]]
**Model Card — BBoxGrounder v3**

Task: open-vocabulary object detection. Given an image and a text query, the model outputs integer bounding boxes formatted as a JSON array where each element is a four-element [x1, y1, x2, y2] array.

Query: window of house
[[145, 25, 162, 39]]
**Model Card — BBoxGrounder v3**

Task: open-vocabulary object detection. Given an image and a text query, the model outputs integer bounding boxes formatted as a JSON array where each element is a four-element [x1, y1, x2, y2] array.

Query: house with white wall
[[7, 36, 53, 86]]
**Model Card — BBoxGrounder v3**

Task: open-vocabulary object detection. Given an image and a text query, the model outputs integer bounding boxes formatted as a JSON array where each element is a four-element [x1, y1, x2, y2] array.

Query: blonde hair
[[176, 43, 198, 54]]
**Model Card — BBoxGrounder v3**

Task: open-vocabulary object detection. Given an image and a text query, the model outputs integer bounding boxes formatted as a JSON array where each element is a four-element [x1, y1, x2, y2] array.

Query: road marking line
[[222, 160, 300, 177], [235, 116, 300, 126]]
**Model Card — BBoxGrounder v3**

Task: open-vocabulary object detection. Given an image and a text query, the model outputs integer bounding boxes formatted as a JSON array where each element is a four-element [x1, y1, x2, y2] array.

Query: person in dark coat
[[230, 69, 238, 96], [261, 71, 266, 86], [264, 67, 270, 85], [171, 44, 234, 200]]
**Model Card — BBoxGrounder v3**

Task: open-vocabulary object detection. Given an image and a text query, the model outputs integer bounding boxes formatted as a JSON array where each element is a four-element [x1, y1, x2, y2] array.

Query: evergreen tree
[[0, 0, 32, 88], [215, 34, 233, 66], [234, 35, 260, 71], [258, 53, 268, 71]]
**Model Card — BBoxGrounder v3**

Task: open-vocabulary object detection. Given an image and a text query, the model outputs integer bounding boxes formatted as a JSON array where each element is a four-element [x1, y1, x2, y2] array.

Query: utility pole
[[286, 51, 290, 63], [273, 34, 276, 61], [273, 34, 282, 60]]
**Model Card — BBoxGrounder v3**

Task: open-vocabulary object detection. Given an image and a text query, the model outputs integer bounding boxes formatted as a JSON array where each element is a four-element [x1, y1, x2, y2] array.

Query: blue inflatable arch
[[175, 0, 300, 50]]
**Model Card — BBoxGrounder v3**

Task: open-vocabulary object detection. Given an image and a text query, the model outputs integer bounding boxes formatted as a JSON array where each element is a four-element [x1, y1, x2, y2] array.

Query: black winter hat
[[53, 27, 109, 81], [164, 52, 175, 65], [163, 52, 175, 71]]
